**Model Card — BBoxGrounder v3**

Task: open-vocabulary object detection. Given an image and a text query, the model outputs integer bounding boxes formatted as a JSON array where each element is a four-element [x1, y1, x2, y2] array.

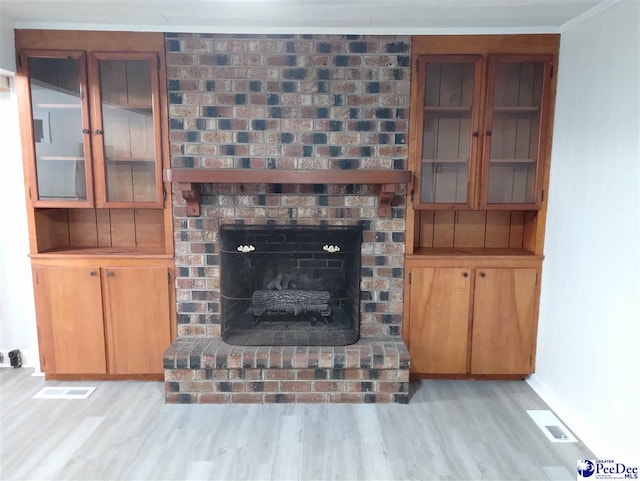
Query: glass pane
[[420, 61, 475, 204], [29, 57, 87, 200], [100, 59, 157, 202], [487, 61, 544, 204]]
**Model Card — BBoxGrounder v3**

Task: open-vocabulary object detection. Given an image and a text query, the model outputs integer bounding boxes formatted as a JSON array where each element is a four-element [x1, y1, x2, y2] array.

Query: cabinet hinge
[[41, 354, 45, 368], [409, 272, 412, 284], [163, 188, 167, 201], [35, 272, 39, 284], [415, 61, 419, 73], [410, 189, 414, 203], [541, 189, 545, 202], [168, 272, 171, 284], [550, 64, 554, 79], [17, 54, 21, 69], [28, 186, 32, 199]]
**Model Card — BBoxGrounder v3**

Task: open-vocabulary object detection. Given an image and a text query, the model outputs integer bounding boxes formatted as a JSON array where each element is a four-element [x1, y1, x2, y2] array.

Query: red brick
[[280, 381, 312, 393], [198, 393, 230, 403], [165, 369, 196, 381], [264, 393, 296, 403], [177, 325, 206, 336], [376, 381, 408, 393], [344, 369, 363, 380], [296, 393, 329, 403], [201, 132, 233, 143], [165, 393, 197, 403], [329, 393, 362, 403], [312, 381, 344, 392], [179, 381, 214, 392], [230, 393, 264, 403], [295, 369, 317, 380]]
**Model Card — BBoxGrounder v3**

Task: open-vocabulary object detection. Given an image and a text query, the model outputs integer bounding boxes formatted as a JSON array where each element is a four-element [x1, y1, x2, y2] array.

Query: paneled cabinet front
[[406, 264, 539, 377], [19, 50, 163, 208], [33, 264, 172, 377]]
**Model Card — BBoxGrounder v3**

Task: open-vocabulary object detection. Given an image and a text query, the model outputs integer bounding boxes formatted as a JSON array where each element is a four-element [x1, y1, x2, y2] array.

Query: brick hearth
[[164, 33, 411, 403], [164, 337, 409, 403]]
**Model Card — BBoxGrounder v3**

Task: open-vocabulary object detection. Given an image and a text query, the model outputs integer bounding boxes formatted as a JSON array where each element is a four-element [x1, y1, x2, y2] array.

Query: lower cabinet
[[407, 263, 539, 376], [33, 264, 172, 377]]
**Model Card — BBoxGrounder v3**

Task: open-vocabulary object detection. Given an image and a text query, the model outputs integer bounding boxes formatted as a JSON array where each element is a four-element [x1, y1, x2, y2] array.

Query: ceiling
[[0, 0, 609, 33]]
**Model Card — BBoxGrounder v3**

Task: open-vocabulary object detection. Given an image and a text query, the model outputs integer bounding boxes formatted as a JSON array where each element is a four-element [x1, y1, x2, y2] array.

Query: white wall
[[0, 19, 15, 72], [530, 0, 640, 460], [0, 75, 40, 369]]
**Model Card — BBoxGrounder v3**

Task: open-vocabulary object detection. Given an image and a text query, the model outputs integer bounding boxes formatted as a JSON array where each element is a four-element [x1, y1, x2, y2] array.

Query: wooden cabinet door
[[413, 55, 482, 210], [33, 265, 107, 374], [471, 268, 537, 374], [89, 53, 164, 209], [18, 50, 94, 207], [479, 55, 553, 210], [409, 267, 472, 374], [102, 267, 171, 374]]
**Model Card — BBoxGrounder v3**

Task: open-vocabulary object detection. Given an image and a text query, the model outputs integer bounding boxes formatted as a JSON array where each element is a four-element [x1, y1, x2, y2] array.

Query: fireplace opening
[[220, 225, 362, 346]]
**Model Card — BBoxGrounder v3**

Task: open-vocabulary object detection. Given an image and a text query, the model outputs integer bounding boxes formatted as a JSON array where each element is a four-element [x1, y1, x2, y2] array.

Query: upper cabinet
[[481, 55, 552, 210], [412, 41, 554, 211], [20, 49, 163, 209]]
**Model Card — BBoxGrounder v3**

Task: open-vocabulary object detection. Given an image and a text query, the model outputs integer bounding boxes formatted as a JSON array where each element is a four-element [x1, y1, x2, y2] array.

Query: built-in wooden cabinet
[[406, 259, 541, 377], [33, 264, 172, 377], [405, 35, 559, 378], [414, 51, 552, 210], [16, 30, 175, 379], [20, 50, 163, 208]]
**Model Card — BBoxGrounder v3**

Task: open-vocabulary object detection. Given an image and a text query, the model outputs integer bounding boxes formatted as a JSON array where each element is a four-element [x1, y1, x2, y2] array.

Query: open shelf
[[107, 157, 155, 163], [409, 247, 539, 259], [35, 103, 81, 109], [490, 158, 536, 164], [424, 106, 472, 113], [493, 106, 540, 114], [39, 156, 85, 161], [33, 246, 171, 258], [422, 159, 469, 164]]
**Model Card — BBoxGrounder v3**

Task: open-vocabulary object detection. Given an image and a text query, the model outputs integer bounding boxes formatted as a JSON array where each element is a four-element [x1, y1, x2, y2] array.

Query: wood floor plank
[[0, 368, 593, 481]]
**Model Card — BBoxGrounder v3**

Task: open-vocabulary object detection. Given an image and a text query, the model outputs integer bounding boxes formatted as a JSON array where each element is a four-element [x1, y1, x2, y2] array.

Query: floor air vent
[[527, 410, 577, 443], [33, 386, 96, 399]]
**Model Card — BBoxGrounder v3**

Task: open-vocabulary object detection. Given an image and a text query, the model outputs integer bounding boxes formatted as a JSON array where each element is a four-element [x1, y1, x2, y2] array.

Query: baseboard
[[526, 375, 600, 457], [0, 348, 42, 374]]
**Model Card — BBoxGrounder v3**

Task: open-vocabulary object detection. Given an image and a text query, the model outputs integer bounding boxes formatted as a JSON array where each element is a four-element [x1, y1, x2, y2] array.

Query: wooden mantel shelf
[[163, 168, 413, 217]]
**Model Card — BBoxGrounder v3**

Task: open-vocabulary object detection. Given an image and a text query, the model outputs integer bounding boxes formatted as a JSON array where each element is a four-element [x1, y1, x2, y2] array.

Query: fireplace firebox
[[220, 225, 362, 346]]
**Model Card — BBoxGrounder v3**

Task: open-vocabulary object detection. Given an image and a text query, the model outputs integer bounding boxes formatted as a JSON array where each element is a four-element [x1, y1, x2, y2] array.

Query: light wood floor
[[0, 368, 592, 481]]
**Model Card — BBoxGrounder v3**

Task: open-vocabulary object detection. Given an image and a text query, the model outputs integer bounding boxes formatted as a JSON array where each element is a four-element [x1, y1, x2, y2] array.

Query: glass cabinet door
[[90, 53, 162, 208], [481, 55, 552, 209], [415, 55, 482, 209], [23, 51, 93, 206]]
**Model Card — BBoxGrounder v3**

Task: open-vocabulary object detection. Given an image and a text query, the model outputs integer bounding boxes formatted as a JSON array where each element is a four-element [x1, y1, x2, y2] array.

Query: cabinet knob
[[472, 132, 479, 138], [462, 272, 469, 278], [94, 129, 103, 135], [106, 271, 114, 277], [479, 272, 486, 278], [82, 128, 90, 134], [89, 271, 97, 277], [485, 131, 492, 137]]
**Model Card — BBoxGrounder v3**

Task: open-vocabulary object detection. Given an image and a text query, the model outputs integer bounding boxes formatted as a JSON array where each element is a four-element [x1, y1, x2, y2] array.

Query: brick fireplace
[[162, 33, 411, 403]]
